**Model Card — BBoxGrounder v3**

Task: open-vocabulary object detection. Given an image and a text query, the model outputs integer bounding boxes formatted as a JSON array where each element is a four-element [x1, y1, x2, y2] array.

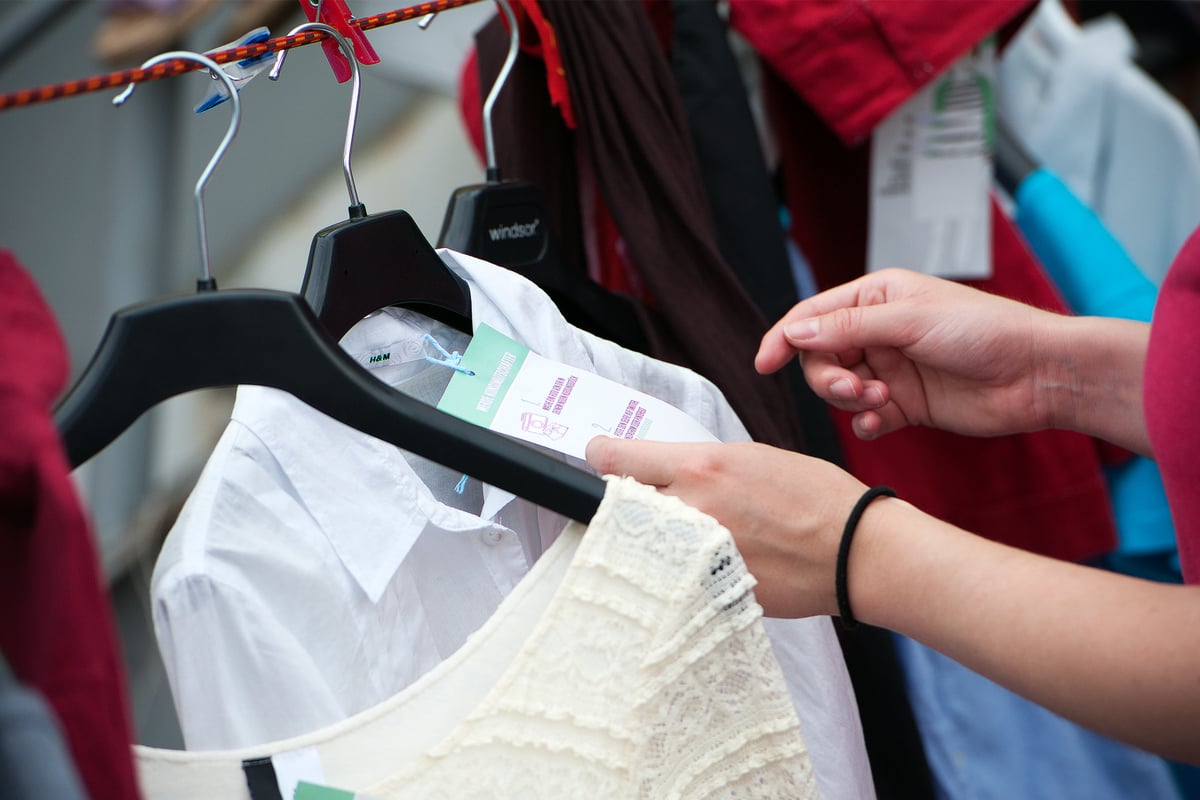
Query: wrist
[[1037, 315, 1151, 453], [1030, 311, 1085, 432], [836, 487, 897, 629], [842, 496, 930, 631]]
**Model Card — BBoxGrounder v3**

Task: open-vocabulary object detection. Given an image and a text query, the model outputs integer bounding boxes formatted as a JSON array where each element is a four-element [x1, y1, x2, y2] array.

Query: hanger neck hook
[[482, 0, 519, 183], [114, 51, 240, 291], [270, 22, 364, 217]]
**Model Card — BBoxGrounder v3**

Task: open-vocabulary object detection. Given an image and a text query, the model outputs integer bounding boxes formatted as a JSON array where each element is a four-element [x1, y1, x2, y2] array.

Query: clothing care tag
[[436, 325, 718, 459], [867, 41, 996, 280]]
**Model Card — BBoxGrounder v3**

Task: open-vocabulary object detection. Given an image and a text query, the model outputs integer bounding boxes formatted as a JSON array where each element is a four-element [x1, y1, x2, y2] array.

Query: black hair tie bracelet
[[836, 486, 897, 630]]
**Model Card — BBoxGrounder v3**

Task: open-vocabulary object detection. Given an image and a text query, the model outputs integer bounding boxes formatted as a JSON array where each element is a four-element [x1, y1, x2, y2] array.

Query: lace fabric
[[365, 476, 818, 799], [134, 476, 820, 799]]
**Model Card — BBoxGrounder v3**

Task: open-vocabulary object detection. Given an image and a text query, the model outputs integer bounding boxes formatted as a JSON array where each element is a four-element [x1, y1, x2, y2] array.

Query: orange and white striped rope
[[0, 0, 483, 111]]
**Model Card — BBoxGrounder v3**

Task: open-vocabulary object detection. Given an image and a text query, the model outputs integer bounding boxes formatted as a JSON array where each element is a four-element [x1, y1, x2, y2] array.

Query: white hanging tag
[[868, 40, 995, 280], [436, 324, 718, 460]]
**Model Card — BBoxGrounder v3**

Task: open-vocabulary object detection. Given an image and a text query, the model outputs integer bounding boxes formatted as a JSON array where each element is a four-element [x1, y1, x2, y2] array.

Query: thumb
[[585, 436, 688, 487]]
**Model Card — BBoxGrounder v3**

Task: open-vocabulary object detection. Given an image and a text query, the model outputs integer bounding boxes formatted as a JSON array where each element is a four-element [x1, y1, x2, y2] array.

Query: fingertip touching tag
[[299, 0, 380, 84]]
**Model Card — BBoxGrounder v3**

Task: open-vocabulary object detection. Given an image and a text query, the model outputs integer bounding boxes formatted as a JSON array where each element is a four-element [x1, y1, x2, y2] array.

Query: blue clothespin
[[195, 27, 276, 114]]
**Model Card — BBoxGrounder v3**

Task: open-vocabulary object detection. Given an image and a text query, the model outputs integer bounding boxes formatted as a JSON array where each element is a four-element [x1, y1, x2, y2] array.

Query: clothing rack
[[0, 0, 485, 111]]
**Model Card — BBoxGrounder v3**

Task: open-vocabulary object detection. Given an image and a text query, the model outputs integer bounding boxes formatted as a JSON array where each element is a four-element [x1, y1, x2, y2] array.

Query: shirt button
[[483, 530, 505, 545]]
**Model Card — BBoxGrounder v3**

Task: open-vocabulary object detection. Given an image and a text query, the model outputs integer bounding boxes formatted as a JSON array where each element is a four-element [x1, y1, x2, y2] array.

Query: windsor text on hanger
[[435, 0, 646, 350]]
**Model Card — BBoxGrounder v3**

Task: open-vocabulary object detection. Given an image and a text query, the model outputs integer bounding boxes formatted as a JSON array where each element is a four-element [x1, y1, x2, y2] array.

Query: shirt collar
[[228, 253, 596, 603], [233, 382, 504, 604]]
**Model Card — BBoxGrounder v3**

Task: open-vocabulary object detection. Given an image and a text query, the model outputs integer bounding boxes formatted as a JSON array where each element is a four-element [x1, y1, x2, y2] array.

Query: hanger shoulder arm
[[55, 290, 603, 522], [303, 209, 473, 340]]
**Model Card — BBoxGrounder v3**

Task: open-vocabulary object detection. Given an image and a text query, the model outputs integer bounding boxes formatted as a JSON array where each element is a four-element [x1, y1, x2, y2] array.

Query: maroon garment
[[728, 0, 1029, 146], [1146, 226, 1200, 583], [730, 2, 1117, 562], [468, 1, 810, 452], [0, 251, 141, 799]]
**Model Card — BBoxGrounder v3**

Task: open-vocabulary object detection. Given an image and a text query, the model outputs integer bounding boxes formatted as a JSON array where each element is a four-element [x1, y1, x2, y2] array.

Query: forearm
[[850, 498, 1200, 762], [1039, 315, 1151, 456]]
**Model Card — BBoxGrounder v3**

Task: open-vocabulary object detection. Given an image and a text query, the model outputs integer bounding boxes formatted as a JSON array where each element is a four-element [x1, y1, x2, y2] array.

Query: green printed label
[[294, 781, 355, 800], [437, 324, 530, 428]]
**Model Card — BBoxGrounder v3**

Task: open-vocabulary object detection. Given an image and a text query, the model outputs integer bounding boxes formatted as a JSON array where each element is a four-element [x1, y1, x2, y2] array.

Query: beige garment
[[136, 477, 818, 798]]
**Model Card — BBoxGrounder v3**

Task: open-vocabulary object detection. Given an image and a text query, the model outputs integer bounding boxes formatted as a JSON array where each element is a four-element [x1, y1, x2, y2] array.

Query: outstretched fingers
[[758, 277, 920, 375], [756, 279, 876, 374]]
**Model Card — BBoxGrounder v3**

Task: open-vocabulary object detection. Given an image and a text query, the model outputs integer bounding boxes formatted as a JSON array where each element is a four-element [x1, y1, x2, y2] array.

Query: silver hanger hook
[[420, 0, 516, 178], [482, 0, 519, 182], [114, 51, 240, 289], [269, 22, 363, 211]]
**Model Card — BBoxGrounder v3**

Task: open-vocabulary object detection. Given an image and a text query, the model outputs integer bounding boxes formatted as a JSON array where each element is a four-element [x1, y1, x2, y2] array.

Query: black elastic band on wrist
[[836, 485, 896, 630]]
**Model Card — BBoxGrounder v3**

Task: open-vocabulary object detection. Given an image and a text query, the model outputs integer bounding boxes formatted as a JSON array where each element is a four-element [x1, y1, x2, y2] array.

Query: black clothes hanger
[[435, 1, 647, 351], [439, 181, 649, 351], [53, 50, 604, 523], [54, 290, 604, 521], [271, 22, 472, 340]]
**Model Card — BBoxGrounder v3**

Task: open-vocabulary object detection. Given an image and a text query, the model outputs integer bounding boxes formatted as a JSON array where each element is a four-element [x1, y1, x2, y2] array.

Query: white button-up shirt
[[152, 250, 874, 798]]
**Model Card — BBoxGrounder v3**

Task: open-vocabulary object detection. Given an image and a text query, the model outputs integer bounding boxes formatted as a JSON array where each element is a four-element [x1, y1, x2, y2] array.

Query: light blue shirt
[[893, 634, 1179, 800]]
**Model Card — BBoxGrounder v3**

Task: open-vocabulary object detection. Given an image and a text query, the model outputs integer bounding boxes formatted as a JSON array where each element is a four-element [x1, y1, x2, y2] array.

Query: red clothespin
[[297, 0, 380, 83]]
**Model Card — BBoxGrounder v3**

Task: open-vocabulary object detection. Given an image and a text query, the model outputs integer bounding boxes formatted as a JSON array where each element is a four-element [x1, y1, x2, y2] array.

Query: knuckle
[[676, 449, 725, 483], [830, 306, 862, 336], [862, 283, 890, 307], [799, 356, 832, 387]]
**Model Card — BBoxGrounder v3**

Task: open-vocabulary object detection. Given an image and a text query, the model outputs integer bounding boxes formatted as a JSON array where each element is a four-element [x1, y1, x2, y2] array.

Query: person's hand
[[756, 268, 1063, 441], [585, 437, 873, 619]]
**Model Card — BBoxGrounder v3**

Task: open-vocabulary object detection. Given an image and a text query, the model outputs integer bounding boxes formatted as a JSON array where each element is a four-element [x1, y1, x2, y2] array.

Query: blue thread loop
[[454, 474, 469, 494], [423, 334, 475, 376]]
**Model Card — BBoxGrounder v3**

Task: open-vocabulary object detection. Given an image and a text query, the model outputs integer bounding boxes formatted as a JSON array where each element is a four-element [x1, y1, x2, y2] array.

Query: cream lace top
[[136, 477, 819, 799]]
